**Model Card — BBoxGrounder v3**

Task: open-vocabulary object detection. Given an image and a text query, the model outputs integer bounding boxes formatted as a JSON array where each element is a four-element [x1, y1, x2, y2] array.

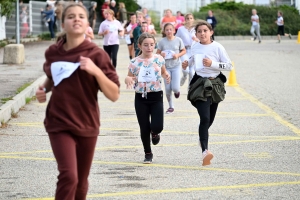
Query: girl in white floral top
[[125, 32, 170, 164]]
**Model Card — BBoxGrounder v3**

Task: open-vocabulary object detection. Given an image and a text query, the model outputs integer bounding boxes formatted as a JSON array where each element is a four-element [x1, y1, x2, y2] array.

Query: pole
[[29, 1, 32, 34], [16, 0, 20, 44]]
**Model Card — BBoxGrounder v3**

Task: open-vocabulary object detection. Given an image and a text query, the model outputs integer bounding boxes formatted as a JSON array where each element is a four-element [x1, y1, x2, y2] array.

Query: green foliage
[[200, 2, 245, 11], [38, 32, 51, 40], [0, 0, 17, 17], [16, 82, 32, 94], [25, 97, 32, 104], [93, 0, 139, 13], [1, 96, 13, 104], [194, 2, 300, 36], [0, 40, 7, 48]]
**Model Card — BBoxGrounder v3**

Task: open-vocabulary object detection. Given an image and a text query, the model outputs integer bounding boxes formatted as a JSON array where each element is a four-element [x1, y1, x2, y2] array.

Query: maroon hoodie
[[43, 39, 120, 137]]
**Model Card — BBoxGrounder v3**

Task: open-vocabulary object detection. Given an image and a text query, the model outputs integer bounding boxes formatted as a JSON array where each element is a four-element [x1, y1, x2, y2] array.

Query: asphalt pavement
[[0, 36, 299, 200]]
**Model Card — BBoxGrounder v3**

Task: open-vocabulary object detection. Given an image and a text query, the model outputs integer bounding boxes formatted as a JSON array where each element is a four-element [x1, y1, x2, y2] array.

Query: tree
[[0, 0, 17, 17]]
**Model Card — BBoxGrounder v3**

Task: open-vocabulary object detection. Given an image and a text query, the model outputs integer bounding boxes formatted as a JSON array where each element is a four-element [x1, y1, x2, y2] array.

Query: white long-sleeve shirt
[[189, 41, 233, 78], [175, 26, 196, 47]]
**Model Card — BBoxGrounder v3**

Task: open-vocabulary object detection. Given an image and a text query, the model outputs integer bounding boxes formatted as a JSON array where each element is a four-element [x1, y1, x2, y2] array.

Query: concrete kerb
[[0, 75, 46, 124]]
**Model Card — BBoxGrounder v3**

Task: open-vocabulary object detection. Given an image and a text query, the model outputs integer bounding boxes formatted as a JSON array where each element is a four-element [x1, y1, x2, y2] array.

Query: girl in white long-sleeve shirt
[[175, 13, 199, 87], [183, 20, 233, 166]]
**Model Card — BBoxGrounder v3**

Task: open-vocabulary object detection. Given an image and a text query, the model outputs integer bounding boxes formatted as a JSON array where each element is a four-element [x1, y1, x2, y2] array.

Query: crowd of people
[[33, 1, 295, 199]]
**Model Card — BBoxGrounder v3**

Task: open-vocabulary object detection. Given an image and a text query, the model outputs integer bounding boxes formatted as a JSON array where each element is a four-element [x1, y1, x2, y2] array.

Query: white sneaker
[[202, 149, 213, 166], [180, 75, 187, 86]]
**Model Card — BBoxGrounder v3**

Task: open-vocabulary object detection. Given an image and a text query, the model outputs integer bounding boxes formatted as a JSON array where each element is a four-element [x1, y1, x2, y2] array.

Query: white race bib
[[138, 66, 156, 82], [125, 34, 131, 44], [108, 24, 117, 32], [207, 19, 213, 24], [194, 54, 205, 70], [162, 50, 175, 60], [51, 61, 80, 86]]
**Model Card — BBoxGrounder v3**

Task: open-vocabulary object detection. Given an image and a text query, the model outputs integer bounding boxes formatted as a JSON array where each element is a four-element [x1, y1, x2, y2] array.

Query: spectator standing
[[275, 11, 292, 43], [101, 0, 110, 21], [55, 1, 63, 32], [118, 2, 128, 26], [98, 9, 124, 68], [206, 10, 217, 40], [142, 8, 149, 18], [41, 4, 55, 40], [250, 9, 261, 43], [88, 2, 97, 31], [46, 0, 56, 8], [109, 0, 118, 18], [20, 5, 29, 38]]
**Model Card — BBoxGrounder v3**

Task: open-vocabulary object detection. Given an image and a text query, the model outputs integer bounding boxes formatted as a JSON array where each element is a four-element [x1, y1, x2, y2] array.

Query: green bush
[[194, 2, 300, 36], [38, 32, 51, 40]]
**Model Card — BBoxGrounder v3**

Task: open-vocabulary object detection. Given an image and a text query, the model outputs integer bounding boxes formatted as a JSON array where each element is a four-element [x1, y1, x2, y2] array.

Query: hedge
[[193, 2, 300, 36]]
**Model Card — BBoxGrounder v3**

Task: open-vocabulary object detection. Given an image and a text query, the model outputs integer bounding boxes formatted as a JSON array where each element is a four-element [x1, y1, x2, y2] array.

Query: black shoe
[[258, 41, 261, 43], [253, 36, 257, 41], [151, 133, 160, 145], [143, 153, 153, 164]]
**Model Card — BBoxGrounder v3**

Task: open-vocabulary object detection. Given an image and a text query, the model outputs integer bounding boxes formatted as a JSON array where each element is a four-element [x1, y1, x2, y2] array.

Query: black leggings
[[195, 97, 219, 152], [103, 44, 119, 68], [134, 91, 164, 154]]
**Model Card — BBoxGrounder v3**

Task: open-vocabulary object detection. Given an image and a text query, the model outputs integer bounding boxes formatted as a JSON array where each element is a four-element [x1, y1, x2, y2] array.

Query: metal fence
[[5, 0, 93, 39]]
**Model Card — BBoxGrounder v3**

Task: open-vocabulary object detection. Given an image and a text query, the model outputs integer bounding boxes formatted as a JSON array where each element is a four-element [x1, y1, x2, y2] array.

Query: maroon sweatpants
[[48, 132, 98, 200]]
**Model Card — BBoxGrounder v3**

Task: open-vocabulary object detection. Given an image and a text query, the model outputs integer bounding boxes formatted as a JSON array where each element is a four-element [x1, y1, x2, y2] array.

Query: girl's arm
[[173, 48, 186, 60], [119, 29, 124, 37], [35, 77, 54, 103], [156, 49, 165, 58], [125, 70, 135, 89], [206, 47, 233, 71], [41, 9, 53, 15], [80, 56, 119, 102], [161, 65, 170, 83]]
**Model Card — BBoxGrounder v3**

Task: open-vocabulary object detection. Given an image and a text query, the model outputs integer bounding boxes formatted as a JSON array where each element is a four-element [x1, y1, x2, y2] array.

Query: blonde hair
[[56, 3, 89, 43], [137, 32, 156, 56], [119, 2, 125, 9], [136, 11, 144, 17], [104, 9, 116, 19], [183, 13, 194, 27], [184, 13, 193, 21], [165, 9, 172, 13]]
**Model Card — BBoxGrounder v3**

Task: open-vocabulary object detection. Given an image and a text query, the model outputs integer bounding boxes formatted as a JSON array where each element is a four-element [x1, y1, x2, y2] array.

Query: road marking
[[1, 137, 300, 156], [1, 155, 300, 177], [244, 152, 273, 158], [23, 180, 300, 199], [235, 87, 300, 136], [8, 113, 270, 125]]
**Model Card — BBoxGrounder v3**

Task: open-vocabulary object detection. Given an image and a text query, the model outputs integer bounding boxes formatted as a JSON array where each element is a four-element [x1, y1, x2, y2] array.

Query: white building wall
[[0, 6, 6, 40], [0, 15, 6, 40], [137, 0, 201, 17]]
